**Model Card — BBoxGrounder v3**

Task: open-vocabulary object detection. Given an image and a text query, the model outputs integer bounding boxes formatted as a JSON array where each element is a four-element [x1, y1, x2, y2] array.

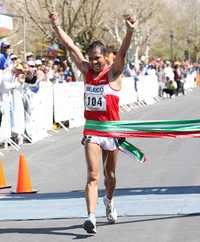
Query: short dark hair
[[86, 41, 107, 55], [106, 45, 117, 55]]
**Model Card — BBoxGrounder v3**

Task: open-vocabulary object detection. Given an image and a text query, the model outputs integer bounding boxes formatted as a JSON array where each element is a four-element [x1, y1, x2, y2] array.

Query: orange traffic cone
[[15, 153, 37, 193], [0, 160, 11, 189]]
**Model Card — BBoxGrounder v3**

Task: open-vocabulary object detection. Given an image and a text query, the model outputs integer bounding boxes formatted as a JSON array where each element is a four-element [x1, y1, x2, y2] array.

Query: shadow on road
[[1, 185, 200, 201], [0, 223, 93, 239], [97, 213, 200, 227], [0, 214, 200, 239]]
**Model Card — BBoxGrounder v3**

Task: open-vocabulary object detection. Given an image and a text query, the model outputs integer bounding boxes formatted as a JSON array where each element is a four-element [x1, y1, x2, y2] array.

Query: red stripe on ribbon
[[83, 129, 200, 138]]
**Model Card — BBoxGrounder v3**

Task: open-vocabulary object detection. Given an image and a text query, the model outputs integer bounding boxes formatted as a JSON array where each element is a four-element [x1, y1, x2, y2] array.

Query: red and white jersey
[[84, 66, 120, 121]]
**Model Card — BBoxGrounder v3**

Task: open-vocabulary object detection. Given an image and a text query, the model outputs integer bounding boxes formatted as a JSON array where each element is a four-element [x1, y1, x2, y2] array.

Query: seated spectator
[[162, 77, 177, 98]]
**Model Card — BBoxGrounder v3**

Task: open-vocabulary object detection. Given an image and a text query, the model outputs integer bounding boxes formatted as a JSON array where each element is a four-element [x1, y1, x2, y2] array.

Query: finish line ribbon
[[84, 119, 200, 163]]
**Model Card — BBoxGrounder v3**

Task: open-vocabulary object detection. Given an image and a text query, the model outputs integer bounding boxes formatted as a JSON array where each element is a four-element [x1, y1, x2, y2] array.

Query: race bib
[[85, 84, 106, 111]]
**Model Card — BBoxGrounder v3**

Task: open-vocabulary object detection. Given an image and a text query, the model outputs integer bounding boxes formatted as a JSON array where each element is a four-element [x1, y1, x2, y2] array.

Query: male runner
[[49, 12, 136, 233]]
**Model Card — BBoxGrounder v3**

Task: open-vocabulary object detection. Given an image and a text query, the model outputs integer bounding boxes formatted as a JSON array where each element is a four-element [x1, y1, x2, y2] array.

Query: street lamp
[[187, 38, 191, 62], [169, 30, 174, 61], [133, 29, 141, 67], [0, 12, 26, 61]]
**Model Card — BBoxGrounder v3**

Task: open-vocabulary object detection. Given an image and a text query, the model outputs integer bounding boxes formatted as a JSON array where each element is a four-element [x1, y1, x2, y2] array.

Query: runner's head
[[87, 41, 107, 73]]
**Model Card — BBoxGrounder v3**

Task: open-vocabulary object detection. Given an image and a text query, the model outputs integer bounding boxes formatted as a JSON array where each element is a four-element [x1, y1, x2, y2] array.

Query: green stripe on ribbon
[[85, 119, 200, 133]]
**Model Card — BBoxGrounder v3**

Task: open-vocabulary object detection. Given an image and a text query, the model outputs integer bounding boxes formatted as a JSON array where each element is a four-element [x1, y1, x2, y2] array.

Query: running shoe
[[103, 196, 117, 224], [83, 214, 96, 234]]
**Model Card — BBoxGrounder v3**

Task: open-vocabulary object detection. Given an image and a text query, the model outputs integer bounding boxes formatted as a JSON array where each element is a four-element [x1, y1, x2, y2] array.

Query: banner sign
[[0, 14, 13, 37]]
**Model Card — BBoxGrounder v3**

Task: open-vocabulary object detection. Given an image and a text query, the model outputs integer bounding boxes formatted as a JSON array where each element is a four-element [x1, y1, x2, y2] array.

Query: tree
[[3, 0, 200, 61]]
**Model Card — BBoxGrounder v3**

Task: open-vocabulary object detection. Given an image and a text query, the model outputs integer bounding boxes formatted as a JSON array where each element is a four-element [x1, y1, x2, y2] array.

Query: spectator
[[10, 54, 18, 65], [164, 60, 174, 81], [0, 41, 11, 70], [162, 76, 177, 98], [174, 63, 184, 95], [26, 52, 34, 62], [123, 62, 136, 77], [63, 61, 73, 82], [25, 61, 37, 84], [11, 63, 25, 145], [46, 59, 55, 82], [157, 65, 166, 97], [35, 59, 45, 82]]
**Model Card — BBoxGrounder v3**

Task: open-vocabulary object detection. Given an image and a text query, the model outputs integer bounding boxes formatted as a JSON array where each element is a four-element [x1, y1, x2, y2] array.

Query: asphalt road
[[1, 88, 200, 242]]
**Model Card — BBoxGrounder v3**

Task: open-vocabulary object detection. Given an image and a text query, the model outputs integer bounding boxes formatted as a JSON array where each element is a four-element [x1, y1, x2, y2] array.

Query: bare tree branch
[[25, 0, 50, 39]]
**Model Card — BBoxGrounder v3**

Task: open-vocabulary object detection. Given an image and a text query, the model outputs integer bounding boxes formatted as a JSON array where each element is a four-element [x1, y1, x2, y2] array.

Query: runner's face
[[88, 47, 106, 73]]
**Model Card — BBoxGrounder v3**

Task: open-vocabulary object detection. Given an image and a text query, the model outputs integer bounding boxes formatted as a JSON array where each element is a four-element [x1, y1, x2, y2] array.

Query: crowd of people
[[0, 40, 81, 144], [0, 38, 122, 143], [0, 39, 199, 143], [123, 58, 199, 99], [0, 42, 76, 83]]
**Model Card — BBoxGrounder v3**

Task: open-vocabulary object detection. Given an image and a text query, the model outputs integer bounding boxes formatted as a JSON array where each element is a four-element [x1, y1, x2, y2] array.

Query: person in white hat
[[10, 54, 18, 66], [26, 52, 34, 62]]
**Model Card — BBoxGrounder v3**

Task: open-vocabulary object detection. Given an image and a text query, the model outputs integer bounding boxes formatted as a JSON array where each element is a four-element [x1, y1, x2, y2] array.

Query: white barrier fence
[[54, 82, 85, 127], [0, 73, 197, 150], [137, 74, 159, 105]]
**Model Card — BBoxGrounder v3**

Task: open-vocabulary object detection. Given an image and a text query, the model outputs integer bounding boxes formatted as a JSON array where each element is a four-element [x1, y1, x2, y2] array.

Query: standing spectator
[[174, 63, 184, 95], [11, 63, 25, 145], [0, 41, 11, 70], [164, 61, 174, 81], [157, 65, 166, 97], [26, 52, 34, 62], [0, 63, 20, 138], [10, 54, 18, 66], [25, 61, 37, 84], [35, 59, 45, 82], [46, 59, 55, 82], [123, 62, 136, 77], [63, 61, 73, 82]]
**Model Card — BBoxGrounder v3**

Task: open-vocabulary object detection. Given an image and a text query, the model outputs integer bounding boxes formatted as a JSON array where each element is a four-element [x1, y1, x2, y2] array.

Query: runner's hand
[[49, 11, 60, 26], [124, 16, 137, 32]]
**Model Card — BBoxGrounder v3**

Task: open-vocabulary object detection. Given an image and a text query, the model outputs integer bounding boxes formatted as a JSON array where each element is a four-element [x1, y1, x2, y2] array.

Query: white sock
[[88, 213, 96, 219]]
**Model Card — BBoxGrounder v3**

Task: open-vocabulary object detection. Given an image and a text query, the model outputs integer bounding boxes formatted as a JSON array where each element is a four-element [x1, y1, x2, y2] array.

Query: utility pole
[[169, 30, 174, 61]]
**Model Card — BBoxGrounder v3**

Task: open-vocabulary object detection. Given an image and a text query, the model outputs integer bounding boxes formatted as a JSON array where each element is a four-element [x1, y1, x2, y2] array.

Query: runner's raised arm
[[111, 16, 137, 78], [49, 12, 89, 74]]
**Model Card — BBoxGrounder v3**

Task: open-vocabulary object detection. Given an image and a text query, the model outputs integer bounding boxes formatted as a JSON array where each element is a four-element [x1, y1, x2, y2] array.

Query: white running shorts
[[82, 135, 118, 151]]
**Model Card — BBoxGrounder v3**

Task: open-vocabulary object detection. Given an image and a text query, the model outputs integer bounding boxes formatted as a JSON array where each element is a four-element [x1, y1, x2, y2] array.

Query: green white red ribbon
[[84, 119, 200, 162], [117, 139, 146, 163]]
